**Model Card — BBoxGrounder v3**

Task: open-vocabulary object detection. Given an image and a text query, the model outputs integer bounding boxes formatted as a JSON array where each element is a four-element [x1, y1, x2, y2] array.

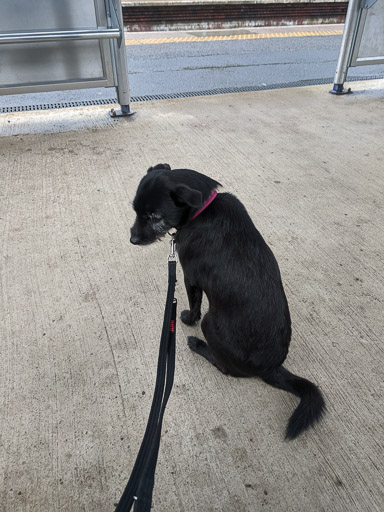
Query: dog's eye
[[144, 213, 163, 222]]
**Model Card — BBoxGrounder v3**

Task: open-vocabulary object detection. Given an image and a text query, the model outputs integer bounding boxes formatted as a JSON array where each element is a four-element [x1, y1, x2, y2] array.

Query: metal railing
[[0, 28, 121, 44]]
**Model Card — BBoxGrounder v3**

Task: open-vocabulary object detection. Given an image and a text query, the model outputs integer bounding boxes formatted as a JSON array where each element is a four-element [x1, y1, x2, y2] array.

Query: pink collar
[[192, 190, 217, 220]]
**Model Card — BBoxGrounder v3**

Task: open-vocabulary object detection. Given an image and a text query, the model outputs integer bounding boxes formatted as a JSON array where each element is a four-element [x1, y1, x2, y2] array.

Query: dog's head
[[130, 164, 221, 245]]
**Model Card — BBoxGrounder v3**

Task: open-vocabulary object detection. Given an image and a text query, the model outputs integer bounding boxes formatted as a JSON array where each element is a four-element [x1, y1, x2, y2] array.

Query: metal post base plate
[[330, 84, 352, 95], [110, 105, 135, 117]]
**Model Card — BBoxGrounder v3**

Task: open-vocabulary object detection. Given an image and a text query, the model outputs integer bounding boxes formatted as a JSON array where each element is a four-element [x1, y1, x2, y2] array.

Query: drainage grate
[[0, 98, 116, 113], [1, 75, 383, 113]]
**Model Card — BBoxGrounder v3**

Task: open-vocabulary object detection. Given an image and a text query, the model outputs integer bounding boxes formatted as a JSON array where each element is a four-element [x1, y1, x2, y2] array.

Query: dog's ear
[[171, 184, 202, 208], [147, 163, 171, 173]]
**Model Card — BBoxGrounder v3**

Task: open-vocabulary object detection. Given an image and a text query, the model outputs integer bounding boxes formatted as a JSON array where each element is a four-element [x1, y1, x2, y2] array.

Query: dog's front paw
[[181, 309, 199, 325], [187, 336, 206, 352]]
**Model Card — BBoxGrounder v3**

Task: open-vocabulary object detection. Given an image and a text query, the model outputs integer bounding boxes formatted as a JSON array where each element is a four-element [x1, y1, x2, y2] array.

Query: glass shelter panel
[[351, 1, 384, 65], [0, 0, 116, 94]]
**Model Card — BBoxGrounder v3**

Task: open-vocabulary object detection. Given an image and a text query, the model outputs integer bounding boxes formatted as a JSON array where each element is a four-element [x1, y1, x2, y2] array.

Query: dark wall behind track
[[122, 2, 348, 32]]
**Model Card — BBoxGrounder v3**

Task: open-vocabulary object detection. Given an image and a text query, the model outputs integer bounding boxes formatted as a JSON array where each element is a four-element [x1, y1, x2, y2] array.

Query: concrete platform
[[0, 80, 383, 511]]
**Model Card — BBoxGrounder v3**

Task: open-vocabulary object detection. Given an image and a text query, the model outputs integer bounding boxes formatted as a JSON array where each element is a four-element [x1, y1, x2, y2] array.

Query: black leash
[[115, 237, 177, 512]]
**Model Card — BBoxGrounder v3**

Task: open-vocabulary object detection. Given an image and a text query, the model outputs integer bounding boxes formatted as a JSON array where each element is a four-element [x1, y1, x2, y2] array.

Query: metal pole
[[331, 0, 363, 94], [108, 0, 134, 117]]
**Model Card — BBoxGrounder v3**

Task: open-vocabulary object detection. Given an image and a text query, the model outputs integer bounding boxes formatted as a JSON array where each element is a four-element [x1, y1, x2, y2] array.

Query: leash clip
[[168, 232, 177, 262]]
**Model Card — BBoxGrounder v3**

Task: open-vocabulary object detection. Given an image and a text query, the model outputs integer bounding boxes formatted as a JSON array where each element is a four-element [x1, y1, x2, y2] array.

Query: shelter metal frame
[[0, 0, 133, 116], [332, 0, 384, 94]]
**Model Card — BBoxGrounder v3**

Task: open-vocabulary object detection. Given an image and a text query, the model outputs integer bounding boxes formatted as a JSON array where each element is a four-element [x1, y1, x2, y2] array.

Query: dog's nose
[[130, 236, 141, 245]]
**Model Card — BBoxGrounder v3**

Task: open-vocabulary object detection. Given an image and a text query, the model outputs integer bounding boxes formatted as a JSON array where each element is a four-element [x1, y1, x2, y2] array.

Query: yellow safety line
[[125, 29, 343, 45]]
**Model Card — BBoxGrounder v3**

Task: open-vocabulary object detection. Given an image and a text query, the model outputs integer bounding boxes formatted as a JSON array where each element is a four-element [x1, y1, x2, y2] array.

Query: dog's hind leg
[[201, 313, 248, 377], [181, 277, 202, 326], [187, 336, 229, 375], [188, 312, 237, 375]]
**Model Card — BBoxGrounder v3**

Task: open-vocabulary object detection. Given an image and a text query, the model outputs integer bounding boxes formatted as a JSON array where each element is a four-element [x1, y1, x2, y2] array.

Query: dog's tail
[[260, 366, 326, 440]]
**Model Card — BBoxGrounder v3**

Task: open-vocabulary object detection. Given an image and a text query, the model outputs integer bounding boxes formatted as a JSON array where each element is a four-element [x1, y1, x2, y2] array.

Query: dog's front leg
[[181, 277, 202, 325]]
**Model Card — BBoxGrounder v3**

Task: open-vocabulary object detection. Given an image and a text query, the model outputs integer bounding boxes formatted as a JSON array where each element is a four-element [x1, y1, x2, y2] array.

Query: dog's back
[[176, 192, 291, 370], [176, 193, 291, 376]]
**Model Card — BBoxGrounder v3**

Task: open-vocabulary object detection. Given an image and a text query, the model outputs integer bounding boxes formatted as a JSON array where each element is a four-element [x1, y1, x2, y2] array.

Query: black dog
[[130, 164, 325, 439]]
